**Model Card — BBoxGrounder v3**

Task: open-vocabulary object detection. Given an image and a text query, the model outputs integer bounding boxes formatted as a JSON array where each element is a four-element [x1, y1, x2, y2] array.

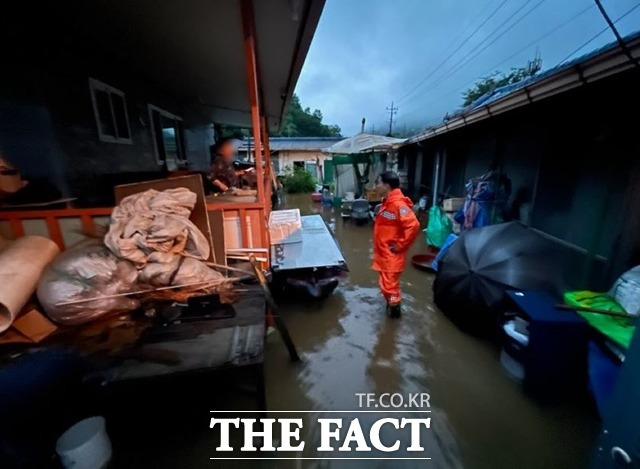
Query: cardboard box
[[443, 198, 465, 212], [269, 209, 302, 245]]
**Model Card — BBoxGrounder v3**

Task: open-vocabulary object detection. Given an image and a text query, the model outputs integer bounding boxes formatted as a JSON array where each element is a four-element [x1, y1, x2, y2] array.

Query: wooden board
[[114, 175, 215, 262], [208, 209, 226, 266]]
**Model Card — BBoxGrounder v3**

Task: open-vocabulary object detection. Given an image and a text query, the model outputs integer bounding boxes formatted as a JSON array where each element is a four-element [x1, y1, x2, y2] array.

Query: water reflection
[[263, 193, 598, 468]]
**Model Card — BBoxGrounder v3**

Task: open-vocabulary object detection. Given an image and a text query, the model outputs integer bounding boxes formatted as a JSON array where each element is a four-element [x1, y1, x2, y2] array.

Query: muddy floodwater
[[110, 192, 600, 469], [264, 193, 600, 468]]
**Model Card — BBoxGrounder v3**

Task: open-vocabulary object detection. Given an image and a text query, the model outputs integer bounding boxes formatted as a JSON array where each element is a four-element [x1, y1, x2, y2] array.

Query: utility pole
[[386, 101, 398, 136]]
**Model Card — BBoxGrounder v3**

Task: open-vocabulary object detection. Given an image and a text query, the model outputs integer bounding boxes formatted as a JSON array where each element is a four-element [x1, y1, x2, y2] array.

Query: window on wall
[[89, 78, 132, 144], [148, 105, 186, 169]]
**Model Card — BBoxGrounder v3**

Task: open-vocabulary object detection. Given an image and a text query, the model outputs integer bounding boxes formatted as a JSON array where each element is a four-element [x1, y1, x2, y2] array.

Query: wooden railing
[[207, 201, 269, 251], [0, 202, 268, 254], [0, 207, 112, 249]]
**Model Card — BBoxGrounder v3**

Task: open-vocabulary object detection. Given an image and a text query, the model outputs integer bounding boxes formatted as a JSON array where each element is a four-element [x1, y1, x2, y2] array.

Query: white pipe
[[432, 151, 441, 208]]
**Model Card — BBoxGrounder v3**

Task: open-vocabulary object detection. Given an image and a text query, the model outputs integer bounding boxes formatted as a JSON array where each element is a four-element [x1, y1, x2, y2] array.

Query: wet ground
[[110, 193, 600, 468]]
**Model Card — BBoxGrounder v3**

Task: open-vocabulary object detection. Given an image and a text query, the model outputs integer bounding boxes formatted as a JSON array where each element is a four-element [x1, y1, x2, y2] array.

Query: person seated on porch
[[208, 138, 254, 193]]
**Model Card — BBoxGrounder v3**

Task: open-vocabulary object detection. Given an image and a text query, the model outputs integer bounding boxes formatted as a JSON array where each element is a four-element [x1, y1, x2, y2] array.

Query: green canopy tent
[[323, 133, 405, 198]]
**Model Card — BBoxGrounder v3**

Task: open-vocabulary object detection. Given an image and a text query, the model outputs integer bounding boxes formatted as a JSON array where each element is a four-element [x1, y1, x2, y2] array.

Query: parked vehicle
[[350, 199, 371, 225]]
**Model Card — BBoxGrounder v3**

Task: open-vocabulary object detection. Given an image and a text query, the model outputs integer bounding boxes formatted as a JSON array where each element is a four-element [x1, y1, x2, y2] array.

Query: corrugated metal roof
[[406, 30, 640, 144], [240, 137, 343, 151], [459, 30, 640, 114]]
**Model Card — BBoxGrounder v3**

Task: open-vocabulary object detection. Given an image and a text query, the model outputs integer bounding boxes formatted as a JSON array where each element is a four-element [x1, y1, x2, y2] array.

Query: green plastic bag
[[425, 206, 452, 248], [564, 291, 635, 349]]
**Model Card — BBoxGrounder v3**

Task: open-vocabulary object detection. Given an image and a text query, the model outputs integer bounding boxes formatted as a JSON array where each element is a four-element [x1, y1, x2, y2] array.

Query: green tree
[[462, 57, 542, 107], [272, 94, 342, 137], [282, 166, 317, 193]]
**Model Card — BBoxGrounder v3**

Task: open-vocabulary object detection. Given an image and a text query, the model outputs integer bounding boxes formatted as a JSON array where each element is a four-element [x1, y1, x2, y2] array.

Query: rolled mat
[[0, 236, 60, 332]]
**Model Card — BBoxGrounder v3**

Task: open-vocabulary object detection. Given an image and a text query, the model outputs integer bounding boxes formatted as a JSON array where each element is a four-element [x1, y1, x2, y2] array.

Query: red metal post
[[240, 0, 265, 205]]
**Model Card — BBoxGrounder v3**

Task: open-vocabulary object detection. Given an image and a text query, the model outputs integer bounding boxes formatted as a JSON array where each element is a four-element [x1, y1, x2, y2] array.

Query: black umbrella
[[433, 222, 565, 332]]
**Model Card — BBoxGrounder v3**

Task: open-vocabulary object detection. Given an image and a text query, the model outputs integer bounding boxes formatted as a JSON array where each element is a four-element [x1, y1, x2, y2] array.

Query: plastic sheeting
[[333, 160, 386, 198], [37, 240, 140, 326], [454, 170, 510, 230], [324, 133, 405, 154], [105, 188, 210, 266], [610, 266, 640, 315], [563, 291, 634, 349]]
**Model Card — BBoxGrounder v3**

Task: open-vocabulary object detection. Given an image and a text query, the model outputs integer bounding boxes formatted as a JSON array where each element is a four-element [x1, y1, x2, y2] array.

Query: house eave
[[405, 35, 640, 145]]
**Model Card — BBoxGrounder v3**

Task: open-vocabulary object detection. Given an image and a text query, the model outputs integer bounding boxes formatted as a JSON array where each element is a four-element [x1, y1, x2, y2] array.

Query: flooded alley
[[260, 193, 600, 468], [2, 1, 640, 467], [100, 192, 601, 469]]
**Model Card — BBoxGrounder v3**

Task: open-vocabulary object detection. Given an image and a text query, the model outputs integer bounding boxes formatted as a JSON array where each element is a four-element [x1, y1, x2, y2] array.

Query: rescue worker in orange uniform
[[372, 171, 420, 318]]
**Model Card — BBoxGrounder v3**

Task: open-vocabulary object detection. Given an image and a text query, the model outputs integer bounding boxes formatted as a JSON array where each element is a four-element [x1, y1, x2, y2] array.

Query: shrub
[[283, 167, 317, 193]]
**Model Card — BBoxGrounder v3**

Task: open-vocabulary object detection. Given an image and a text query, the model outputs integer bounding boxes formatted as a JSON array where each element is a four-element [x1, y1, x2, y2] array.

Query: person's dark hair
[[214, 138, 234, 155], [378, 170, 400, 189]]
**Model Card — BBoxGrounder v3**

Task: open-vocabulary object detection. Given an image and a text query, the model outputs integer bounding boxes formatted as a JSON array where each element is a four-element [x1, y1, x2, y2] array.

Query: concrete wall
[[404, 67, 640, 289], [278, 150, 332, 166], [277, 150, 332, 179]]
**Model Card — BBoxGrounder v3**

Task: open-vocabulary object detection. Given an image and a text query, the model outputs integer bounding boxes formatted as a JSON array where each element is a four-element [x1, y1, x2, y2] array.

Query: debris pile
[[38, 188, 234, 325]]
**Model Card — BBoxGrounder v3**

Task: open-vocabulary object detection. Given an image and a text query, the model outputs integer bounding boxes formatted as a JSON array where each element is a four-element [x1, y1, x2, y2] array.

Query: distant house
[[239, 137, 342, 182], [0, 1, 323, 206], [400, 32, 640, 290]]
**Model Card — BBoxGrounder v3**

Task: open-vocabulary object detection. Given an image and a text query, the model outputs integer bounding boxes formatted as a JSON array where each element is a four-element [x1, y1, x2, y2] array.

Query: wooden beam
[[45, 216, 65, 250], [239, 208, 249, 248], [81, 214, 95, 237]]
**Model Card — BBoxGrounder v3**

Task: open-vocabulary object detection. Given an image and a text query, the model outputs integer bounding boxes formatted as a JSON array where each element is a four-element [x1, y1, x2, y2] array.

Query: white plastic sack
[[37, 240, 140, 325], [610, 265, 640, 315]]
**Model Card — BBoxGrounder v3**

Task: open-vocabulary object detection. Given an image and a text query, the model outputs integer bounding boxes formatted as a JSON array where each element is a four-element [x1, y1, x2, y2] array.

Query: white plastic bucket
[[56, 416, 112, 469]]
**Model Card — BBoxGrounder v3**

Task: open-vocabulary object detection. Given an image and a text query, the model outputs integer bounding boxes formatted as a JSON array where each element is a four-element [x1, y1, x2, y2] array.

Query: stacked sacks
[[104, 188, 210, 266], [39, 188, 230, 325]]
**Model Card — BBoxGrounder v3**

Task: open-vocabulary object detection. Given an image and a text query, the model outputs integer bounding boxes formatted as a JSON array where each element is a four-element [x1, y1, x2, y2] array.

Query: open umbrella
[[433, 222, 565, 332]]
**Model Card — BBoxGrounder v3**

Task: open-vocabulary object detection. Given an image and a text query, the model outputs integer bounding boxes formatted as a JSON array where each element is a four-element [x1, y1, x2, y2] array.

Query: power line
[[595, 0, 633, 54], [443, 0, 500, 52], [397, 0, 538, 106], [401, 3, 594, 115], [395, 0, 509, 105], [401, 0, 498, 90], [400, 2, 640, 131], [425, 0, 548, 92], [558, 28, 608, 63], [396, 3, 603, 124], [428, 0, 538, 88], [478, 4, 595, 77], [557, 2, 640, 65]]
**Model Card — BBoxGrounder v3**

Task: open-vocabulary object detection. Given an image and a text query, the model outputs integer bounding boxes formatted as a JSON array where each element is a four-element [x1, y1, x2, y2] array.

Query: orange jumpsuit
[[372, 188, 420, 305]]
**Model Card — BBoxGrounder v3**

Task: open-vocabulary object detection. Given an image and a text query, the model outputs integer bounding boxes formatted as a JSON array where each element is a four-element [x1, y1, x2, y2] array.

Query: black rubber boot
[[388, 303, 401, 318]]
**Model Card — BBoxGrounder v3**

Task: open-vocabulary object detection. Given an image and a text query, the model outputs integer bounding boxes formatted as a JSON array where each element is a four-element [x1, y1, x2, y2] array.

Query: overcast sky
[[294, 0, 640, 136]]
